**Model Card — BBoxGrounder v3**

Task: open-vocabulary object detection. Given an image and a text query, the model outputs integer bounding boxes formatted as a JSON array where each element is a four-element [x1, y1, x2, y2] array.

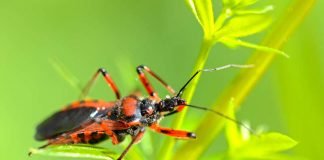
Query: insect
[[32, 64, 253, 160]]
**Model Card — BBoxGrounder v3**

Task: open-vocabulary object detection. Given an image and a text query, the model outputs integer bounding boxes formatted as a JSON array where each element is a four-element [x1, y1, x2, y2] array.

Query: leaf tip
[[282, 52, 290, 58]]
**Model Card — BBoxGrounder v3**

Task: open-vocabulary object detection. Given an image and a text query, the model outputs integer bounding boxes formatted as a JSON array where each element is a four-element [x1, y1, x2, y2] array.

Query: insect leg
[[100, 126, 120, 145], [149, 123, 196, 139], [80, 68, 121, 100], [99, 120, 129, 145], [117, 127, 145, 160], [136, 65, 176, 99]]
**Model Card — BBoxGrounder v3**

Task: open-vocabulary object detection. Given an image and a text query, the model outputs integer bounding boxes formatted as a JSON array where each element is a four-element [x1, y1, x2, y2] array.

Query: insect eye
[[141, 106, 154, 116], [146, 107, 154, 115]]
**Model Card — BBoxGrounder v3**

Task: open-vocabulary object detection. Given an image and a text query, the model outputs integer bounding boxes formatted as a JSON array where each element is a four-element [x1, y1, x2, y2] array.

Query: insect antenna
[[176, 64, 254, 97], [185, 104, 255, 134]]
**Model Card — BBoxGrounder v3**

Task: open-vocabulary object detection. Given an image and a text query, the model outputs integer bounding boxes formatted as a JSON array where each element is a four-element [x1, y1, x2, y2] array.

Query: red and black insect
[[32, 64, 252, 160]]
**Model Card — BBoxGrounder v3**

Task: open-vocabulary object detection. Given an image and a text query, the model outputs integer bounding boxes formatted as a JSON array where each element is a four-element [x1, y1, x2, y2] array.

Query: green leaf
[[236, 0, 258, 8], [186, 0, 215, 37], [230, 132, 298, 159], [234, 5, 274, 15], [222, 0, 240, 7], [220, 37, 289, 58], [222, 0, 258, 8], [256, 154, 308, 160], [215, 14, 272, 39], [29, 145, 118, 160]]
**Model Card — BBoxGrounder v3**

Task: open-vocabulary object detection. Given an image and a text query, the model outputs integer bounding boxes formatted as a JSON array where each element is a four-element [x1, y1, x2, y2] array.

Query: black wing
[[35, 107, 108, 141]]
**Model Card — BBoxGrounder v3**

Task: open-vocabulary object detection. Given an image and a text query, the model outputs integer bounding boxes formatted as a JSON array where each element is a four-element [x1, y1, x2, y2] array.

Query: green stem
[[157, 37, 214, 160], [173, 0, 316, 159]]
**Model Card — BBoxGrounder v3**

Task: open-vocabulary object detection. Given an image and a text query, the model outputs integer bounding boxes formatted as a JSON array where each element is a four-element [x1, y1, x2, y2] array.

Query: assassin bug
[[32, 64, 253, 160]]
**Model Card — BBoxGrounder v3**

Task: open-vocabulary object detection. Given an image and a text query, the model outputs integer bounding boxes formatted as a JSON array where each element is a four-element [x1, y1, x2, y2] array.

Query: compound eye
[[141, 105, 154, 116], [145, 106, 154, 115]]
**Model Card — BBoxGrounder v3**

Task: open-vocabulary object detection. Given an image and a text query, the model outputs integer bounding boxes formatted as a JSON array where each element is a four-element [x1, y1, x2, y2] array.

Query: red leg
[[149, 123, 196, 139], [99, 120, 128, 145], [136, 65, 176, 99], [80, 68, 121, 100], [117, 127, 145, 160], [175, 105, 186, 113]]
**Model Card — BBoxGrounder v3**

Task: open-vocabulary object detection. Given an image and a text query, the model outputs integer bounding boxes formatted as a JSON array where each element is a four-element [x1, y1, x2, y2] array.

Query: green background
[[0, 0, 322, 159]]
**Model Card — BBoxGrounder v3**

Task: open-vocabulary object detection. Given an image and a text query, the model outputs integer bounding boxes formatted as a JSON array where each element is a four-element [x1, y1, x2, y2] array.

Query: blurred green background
[[0, 0, 322, 160]]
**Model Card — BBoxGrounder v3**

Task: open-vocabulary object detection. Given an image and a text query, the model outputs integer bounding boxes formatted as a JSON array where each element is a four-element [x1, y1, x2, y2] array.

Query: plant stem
[[157, 37, 214, 160], [173, 0, 316, 159], [172, 37, 213, 128]]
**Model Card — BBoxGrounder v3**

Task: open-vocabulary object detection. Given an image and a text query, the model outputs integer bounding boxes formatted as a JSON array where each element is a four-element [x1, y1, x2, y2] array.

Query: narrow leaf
[[234, 5, 274, 15], [230, 132, 298, 158], [215, 14, 272, 39], [220, 37, 289, 58], [222, 0, 240, 7], [186, 0, 215, 36], [236, 0, 258, 8], [222, 0, 257, 8], [29, 145, 118, 160]]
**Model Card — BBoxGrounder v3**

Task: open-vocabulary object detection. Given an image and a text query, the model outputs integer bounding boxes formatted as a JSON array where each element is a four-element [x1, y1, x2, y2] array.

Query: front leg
[[136, 65, 176, 100], [150, 123, 196, 139]]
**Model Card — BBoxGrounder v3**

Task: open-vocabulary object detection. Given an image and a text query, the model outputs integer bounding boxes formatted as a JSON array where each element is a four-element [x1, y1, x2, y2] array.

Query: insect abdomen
[[75, 131, 108, 144], [49, 131, 108, 145]]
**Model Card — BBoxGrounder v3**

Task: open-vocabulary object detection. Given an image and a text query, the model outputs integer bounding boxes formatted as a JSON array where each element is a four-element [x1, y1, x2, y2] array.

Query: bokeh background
[[0, 0, 323, 160]]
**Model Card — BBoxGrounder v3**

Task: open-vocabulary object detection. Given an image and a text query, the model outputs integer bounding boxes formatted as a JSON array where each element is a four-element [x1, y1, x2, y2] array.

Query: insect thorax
[[138, 99, 162, 126]]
